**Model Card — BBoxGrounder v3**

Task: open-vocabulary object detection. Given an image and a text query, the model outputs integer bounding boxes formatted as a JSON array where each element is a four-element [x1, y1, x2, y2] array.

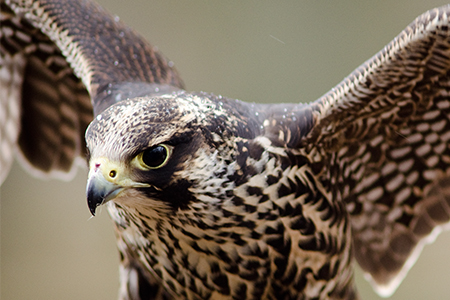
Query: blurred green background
[[2, 1, 450, 299]]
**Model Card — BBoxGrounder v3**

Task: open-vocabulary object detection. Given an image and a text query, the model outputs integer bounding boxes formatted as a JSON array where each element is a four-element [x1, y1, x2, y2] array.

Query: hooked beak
[[86, 170, 123, 216], [86, 157, 150, 216]]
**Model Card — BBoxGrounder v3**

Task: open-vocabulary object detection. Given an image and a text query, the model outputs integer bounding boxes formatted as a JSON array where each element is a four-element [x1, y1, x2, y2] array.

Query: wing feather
[[306, 5, 450, 296], [0, 0, 184, 182]]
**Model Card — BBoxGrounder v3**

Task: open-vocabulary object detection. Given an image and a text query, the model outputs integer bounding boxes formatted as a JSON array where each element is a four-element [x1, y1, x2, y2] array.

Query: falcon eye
[[136, 144, 172, 169]]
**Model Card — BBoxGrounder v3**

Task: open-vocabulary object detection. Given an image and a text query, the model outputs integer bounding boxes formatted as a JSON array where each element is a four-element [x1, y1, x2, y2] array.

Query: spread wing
[[305, 5, 450, 296], [0, 0, 183, 184]]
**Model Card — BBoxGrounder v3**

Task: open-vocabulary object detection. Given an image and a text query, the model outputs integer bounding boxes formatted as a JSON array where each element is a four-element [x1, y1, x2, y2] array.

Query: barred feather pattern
[[0, 0, 183, 181], [0, 6, 23, 183], [1, 2, 92, 177], [86, 92, 357, 299], [307, 6, 450, 296], [3, 0, 450, 299]]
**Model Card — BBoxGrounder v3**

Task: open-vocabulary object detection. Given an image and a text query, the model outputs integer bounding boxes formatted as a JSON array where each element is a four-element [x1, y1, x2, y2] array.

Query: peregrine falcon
[[2, 0, 450, 299]]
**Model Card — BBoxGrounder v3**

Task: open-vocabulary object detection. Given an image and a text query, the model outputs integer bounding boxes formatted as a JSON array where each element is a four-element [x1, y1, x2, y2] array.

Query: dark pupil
[[142, 146, 167, 168]]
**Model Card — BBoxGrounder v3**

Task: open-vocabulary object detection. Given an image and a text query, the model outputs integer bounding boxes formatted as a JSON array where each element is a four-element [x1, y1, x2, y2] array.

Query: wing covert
[[305, 5, 450, 296], [0, 0, 184, 183]]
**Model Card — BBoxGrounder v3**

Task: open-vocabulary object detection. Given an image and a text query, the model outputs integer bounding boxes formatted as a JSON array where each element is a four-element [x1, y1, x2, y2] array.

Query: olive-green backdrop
[[2, 1, 450, 299]]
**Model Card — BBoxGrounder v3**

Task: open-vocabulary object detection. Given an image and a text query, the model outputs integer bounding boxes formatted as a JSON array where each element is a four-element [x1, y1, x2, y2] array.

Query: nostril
[[95, 163, 101, 169], [109, 170, 117, 178]]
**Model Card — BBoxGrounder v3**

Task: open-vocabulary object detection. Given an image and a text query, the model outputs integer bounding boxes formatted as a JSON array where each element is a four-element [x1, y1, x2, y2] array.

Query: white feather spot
[[440, 130, 450, 142], [398, 158, 414, 172], [422, 110, 440, 120], [386, 174, 404, 192], [366, 186, 384, 202], [390, 146, 411, 159], [423, 170, 437, 181], [406, 171, 419, 185], [407, 133, 423, 143], [426, 155, 440, 168], [415, 143, 431, 157], [431, 119, 447, 132], [434, 143, 446, 154], [437, 100, 450, 109], [370, 135, 384, 147], [425, 132, 439, 144], [395, 187, 411, 204], [382, 162, 397, 176]]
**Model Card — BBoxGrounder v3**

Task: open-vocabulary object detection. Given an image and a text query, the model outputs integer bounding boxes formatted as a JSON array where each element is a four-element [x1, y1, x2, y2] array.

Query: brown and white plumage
[[0, 0, 182, 183], [307, 8, 450, 295], [2, 0, 450, 300]]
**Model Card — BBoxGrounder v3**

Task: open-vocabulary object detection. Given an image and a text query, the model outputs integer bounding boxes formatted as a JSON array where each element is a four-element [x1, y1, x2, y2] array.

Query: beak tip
[[89, 206, 97, 216], [86, 174, 122, 216], [87, 195, 98, 216], [87, 185, 102, 217]]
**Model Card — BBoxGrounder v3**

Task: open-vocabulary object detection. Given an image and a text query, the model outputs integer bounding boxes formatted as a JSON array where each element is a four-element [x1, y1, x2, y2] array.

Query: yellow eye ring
[[135, 144, 173, 170]]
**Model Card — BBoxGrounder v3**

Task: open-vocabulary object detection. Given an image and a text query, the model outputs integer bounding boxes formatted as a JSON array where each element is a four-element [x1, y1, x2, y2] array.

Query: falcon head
[[85, 91, 261, 217]]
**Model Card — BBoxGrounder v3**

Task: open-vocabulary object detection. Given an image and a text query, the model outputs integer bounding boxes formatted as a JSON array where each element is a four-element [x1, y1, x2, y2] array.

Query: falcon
[[2, 0, 450, 299]]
